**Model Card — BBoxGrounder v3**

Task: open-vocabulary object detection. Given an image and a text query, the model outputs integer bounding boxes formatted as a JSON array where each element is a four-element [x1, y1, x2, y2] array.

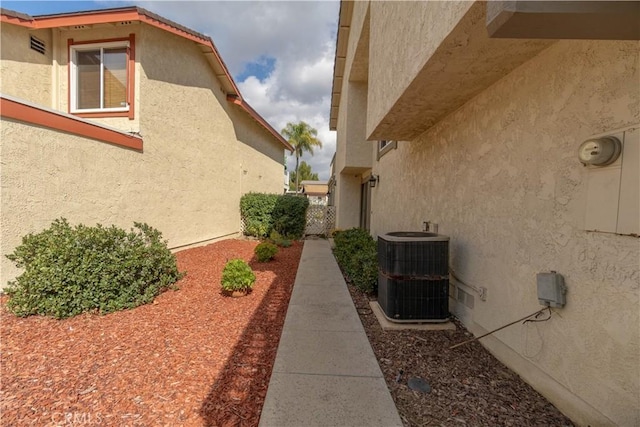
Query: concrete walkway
[[259, 239, 403, 427]]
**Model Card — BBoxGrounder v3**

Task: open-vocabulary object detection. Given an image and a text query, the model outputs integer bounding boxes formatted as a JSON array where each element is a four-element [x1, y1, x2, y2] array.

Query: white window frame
[[377, 139, 397, 160], [70, 41, 130, 114]]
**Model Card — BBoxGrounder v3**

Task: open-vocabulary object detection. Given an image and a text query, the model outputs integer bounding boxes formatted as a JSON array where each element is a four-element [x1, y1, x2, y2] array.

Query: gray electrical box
[[537, 271, 567, 308]]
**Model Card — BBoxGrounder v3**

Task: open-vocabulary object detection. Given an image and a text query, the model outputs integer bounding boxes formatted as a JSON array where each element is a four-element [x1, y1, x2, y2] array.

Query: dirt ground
[[2, 237, 575, 426], [347, 285, 574, 427], [1, 239, 303, 427]]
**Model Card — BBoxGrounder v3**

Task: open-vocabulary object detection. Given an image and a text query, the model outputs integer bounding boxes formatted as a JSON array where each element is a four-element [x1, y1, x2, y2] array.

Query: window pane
[[76, 50, 100, 109], [103, 48, 127, 109]]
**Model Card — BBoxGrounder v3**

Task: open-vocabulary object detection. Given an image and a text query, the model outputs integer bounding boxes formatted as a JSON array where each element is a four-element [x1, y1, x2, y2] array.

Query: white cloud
[[137, 0, 339, 179], [238, 46, 337, 180], [272, 43, 335, 104], [137, 1, 338, 73]]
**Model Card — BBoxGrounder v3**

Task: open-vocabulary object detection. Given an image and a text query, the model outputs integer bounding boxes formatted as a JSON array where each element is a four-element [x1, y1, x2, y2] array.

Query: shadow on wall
[[449, 239, 469, 274], [228, 105, 285, 165], [141, 25, 230, 108], [140, 25, 284, 167]]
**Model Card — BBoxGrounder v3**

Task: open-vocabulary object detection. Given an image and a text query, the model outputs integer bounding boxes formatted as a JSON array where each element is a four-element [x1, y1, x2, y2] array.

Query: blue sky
[[2, 1, 339, 179], [235, 55, 276, 83], [2, 1, 114, 15]]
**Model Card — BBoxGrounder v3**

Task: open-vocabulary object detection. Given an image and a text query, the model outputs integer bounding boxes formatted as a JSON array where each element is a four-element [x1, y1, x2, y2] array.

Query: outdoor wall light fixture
[[369, 174, 379, 188]]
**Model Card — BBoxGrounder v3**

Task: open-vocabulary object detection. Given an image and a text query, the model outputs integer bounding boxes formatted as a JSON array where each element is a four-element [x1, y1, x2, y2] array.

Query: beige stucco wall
[[0, 24, 52, 106], [344, 0, 370, 83], [136, 24, 242, 245], [334, 1, 371, 173], [334, 85, 349, 176], [366, 0, 473, 137], [334, 62, 373, 229], [368, 40, 639, 426], [344, 82, 372, 171], [334, 173, 362, 230], [229, 107, 286, 195], [1, 22, 287, 287], [0, 120, 152, 286], [238, 140, 285, 195]]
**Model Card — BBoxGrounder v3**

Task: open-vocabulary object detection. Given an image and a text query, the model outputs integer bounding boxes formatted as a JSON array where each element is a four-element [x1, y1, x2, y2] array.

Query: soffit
[[367, 2, 553, 141], [329, 1, 354, 131]]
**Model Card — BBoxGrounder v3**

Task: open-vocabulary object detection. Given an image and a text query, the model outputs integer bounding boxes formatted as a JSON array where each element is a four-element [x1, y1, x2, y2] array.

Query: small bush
[[221, 259, 256, 293], [269, 230, 292, 248], [255, 242, 278, 262], [278, 239, 292, 248], [5, 218, 183, 319], [332, 228, 378, 293]]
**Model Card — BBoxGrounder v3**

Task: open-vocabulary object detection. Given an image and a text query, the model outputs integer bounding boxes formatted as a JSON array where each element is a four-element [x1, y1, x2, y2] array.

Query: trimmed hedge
[[240, 193, 309, 239], [272, 196, 309, 239], [240, 193, 279, 238], [5, 218, 183, 319], [332, 228, 378, 293]]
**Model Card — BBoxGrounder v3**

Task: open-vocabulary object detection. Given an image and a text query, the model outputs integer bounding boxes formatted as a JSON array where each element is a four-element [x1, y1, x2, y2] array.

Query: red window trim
[[67, 34, 135, 121]]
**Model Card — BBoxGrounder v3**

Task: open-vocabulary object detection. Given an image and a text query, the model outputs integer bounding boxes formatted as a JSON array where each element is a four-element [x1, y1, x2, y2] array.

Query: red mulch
[[0, 239, 303, 427]]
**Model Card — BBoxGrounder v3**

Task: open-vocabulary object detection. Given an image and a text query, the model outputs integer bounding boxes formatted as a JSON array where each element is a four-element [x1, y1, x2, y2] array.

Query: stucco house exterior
[[0, 7, 292, 288], [301, 180, 329, 206], [330, 1, 639, 426]]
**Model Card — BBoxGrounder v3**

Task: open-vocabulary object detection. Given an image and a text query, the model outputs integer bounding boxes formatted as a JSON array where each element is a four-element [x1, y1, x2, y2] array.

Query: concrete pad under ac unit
[[370, 301, 457, 331]]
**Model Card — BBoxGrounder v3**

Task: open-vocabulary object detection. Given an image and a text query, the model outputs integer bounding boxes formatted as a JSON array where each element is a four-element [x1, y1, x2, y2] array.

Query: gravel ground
[[1, 239, 302, 427], [1, 237, 576, 427], [347, 285, 574, 427]]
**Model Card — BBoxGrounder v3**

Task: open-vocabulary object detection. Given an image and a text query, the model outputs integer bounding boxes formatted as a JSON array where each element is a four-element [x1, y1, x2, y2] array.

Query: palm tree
[[281, 121, 323, 193]]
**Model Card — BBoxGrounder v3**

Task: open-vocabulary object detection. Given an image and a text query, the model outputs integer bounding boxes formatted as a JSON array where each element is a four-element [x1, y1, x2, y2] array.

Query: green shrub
[[240, 193, 308, 239], [269, 230, 292, 247], [5, 218, 183, 319], [330, 229, 343, 238], [349, 250, 378, 293], [240, 193, 279, 238], [220, 259, 256, 293], [332, 228, 378, 293], [278, 239, 292, 248], [272, 195, 309, 239], [255, 242, 278, 262]]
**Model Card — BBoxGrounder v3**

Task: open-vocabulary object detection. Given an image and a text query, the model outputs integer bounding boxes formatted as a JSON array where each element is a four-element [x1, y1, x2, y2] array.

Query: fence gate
[[305, 205, 336, 236]]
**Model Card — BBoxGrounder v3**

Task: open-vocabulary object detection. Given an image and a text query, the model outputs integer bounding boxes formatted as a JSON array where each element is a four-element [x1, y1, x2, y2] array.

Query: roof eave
[[0, 6, 294, 151], [1, 6, 240, 97], [329, 0, 353, 131]]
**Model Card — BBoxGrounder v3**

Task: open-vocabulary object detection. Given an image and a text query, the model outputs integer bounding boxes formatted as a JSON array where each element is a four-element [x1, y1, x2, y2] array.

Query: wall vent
[[30, 35, 45, 55]]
